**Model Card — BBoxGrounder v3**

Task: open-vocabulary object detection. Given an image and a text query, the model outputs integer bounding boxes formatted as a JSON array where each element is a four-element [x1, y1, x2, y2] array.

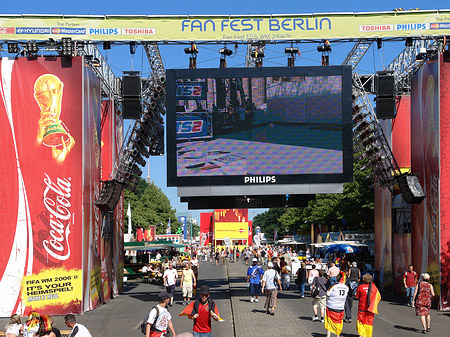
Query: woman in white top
[[5, 314, 23, 337]]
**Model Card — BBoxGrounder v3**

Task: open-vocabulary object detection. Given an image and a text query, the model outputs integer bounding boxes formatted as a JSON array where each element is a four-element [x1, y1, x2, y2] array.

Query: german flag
[[324, 307, 344, 336], [357, 282, 381, 337], [179, 299, 224, 321], [367, 282, 381, 314]]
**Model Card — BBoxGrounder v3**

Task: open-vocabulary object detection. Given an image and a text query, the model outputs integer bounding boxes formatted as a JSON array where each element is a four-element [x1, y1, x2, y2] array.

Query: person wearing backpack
[[344, 261, 361, 323], [145, 291, 176, 337], [179, 285, 222, 337]]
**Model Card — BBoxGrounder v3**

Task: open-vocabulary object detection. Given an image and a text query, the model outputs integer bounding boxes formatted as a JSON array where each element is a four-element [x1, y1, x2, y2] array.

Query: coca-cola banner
[[0, 57, 84, 315]]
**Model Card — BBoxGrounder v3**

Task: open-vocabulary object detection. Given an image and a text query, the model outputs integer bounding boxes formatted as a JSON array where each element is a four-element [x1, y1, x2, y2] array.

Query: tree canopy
[[123, 178, 180, 235], [252, 154, 374, 240]]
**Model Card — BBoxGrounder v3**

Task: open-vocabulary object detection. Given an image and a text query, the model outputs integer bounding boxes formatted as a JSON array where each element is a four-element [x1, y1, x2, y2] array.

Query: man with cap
[[247, 257, 264, 303], [261, 262, 282, 315], [180, 285, 222, 337], [145, 291, 176, 337]]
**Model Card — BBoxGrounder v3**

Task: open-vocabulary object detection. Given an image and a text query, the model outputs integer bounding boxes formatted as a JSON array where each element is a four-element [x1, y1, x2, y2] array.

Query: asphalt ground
[[2, 258, 449, 336]]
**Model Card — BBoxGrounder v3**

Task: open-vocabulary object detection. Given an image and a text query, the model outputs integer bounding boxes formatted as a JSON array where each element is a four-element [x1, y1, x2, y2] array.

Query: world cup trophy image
[[34, 74, 75, 163]]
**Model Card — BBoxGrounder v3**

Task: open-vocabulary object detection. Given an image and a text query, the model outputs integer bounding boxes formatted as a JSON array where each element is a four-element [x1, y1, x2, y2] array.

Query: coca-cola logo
[[42, 173, 72, 261]]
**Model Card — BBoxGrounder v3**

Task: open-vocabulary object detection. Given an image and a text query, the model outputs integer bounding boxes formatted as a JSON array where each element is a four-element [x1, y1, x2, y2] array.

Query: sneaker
[[321, 319, 324, 323], [250, 297, 254, 303], [312, 316, 319, 322], [255, 298, 259, 303], [348, 319, 352, 323], [301, 295, 305, 298]]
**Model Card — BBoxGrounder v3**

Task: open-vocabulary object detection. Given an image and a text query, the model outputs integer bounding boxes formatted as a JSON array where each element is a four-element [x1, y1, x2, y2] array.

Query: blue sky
[[1, 1, 449, 224]]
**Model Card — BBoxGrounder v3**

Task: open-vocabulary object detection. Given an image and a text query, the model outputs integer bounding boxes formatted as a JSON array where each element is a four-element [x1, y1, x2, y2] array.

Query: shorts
[[183, 284, 193, 298], [166, 284, 175, 298], [312, 296, 326, 310], [250, 282, 261, 296]]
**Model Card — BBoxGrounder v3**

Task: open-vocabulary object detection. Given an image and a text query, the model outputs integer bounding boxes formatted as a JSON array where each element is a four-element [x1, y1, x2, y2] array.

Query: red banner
[[214, 209, 248, 223], [0, 57, 84, 316], [439, 56, 450, 311], [411, 56, 440, 303], [200, 212, 214, 245], [392, 95, 411, 169], [248, 221, 253, 246]]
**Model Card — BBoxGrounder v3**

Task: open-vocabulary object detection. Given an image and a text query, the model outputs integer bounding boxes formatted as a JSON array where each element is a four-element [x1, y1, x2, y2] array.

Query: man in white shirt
[[64, 314, 92, 337], [325, 273, 348, 337], [261, 262, 282, 316], [146, 291, 176, 337], [163, 262, 178, 306]]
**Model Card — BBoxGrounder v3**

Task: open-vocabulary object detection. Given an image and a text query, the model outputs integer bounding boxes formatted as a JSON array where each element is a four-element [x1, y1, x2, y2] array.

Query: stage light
[[132, 138, 150, 158], [184, 43, 199, 54], [415, 47, 428, 61], [219, 47, 233, 56], [405, 37, 413, 47], [135, 127, 151, 146], [250, 50, 265, 58], [130, 149, 146, 167], [91, 58, 101, 67], [317, 40, 331, 53], [130, 41, 137, 55], [61, 38, 73, 57], [103, 41, 111, 50], [26, 41, 38, 54], [377, 38, 383, 49], [285, 47, 299, 54], [8, 43, 19, 54]]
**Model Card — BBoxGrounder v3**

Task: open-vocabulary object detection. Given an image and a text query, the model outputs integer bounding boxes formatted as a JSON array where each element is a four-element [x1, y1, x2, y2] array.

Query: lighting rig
[[285, 45, 299, 67], [317, 40, 331, 66], [250, 47, 265, 67], [95, 42, 166, 211], [184, 42, 198, 69], [218, 45, 233, 68]]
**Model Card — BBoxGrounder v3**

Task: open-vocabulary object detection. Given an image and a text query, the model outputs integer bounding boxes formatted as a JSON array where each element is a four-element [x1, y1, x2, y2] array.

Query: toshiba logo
[[244, 176, 276, 184]]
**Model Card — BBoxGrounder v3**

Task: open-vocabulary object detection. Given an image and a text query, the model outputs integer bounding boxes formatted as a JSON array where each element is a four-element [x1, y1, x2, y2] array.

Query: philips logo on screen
[[244, 176, 276, 184]]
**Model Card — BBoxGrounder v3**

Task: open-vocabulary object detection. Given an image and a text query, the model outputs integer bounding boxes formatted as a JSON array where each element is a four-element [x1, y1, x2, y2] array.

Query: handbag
[[311, 286, 320, 298]]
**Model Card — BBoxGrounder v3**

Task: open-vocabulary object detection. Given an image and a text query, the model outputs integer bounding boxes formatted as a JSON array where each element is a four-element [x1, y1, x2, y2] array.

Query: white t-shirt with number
[[163, 268, 178, 286], [147, 305, 171, 332], [326, 283, 349, 310]]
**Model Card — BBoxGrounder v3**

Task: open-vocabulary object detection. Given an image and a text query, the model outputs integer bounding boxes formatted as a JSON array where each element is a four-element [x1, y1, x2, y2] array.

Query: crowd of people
[[3, 312, 91, 337]]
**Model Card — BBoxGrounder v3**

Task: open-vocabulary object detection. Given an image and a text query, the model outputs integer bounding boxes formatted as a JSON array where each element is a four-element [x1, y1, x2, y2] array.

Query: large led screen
[[167, 66, 353, 187]]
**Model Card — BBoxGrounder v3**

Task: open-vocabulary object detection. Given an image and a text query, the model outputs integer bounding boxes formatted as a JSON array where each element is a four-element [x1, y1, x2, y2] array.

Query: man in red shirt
[[403, 264, 418, 307], [183, 285, 221, 337]]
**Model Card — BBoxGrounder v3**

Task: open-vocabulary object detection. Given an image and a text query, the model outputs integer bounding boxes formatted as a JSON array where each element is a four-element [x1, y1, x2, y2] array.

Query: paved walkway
[[2, 259, 448, 336]]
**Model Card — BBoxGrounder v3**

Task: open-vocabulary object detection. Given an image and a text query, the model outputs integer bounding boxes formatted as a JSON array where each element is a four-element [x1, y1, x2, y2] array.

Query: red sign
[[0, 57, 84, 316]]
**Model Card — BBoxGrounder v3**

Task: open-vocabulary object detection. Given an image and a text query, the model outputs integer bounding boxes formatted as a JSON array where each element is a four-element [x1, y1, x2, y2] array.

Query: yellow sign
[[215, 221, 248, 239], [21, 268, 82, 309], [0, 11, 450, 41]]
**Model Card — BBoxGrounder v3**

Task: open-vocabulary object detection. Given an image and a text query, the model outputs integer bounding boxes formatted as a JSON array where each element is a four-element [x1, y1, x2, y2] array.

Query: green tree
[[124, 178, 179, 236], [253, 154, 374, 235]]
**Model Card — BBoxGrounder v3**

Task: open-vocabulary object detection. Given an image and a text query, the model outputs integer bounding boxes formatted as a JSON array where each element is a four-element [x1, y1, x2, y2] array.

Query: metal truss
[[342, 39, 373, 70], [79, 44, 119, 97], [352, 72, 401, 188], [245, 42, 265, 67], [385, 38, 441, 94]]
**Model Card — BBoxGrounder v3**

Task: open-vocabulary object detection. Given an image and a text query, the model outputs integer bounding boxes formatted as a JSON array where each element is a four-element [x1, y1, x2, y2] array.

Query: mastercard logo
[[52, 28, 61, 34], [430, 23, 440, 29]]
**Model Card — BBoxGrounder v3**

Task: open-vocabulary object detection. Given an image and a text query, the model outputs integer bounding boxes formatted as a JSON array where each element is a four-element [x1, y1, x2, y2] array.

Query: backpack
[[140, 306, 159, 334]]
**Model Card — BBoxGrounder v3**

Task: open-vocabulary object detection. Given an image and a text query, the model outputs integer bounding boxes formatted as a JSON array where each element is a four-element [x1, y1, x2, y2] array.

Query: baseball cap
[[158, 291, 171, 301], [268, 262, 274, 268], [352, 262, 357, 267], [252, 258, 258, 262], [199, 285, 210, 295]]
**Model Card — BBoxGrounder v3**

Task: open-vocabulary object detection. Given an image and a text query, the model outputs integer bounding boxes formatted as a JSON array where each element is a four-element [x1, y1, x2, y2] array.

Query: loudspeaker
[[376, 96, 397, 119], [122, 98, 141, 119], [397, 174, 426, 204], [122, 76, 141, 97], [95, 180, 124, 211], [376, 72, 395, 97]]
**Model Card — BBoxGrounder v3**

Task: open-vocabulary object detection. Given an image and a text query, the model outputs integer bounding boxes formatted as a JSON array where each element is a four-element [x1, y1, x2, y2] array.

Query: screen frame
[[166, 65, 353, 187]]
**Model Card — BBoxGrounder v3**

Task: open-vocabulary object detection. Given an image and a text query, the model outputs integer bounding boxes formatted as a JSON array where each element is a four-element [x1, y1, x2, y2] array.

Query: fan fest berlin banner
[[0, 11, 450, 41], [0, 56, 104, 316]]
